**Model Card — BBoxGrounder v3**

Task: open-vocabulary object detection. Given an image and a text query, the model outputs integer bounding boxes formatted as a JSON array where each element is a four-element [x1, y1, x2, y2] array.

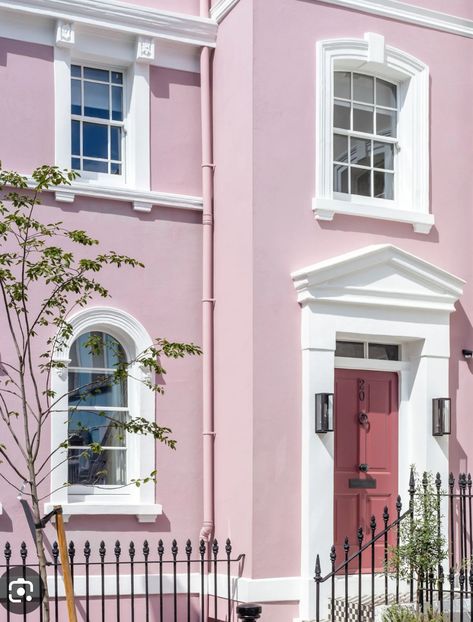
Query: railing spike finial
[[4, 542, 11, 560], [330, 544, 336, 565], [468, 473, 472, 491], [158, 539, 164, 558], [383, 506, 389, 524], [409, 466, 416, 493], [370, 515, 376, 533], [422, 471, 428, 491], [343, 536, 350, 554], [84, 540, 91, 560], [129, 541, 135, 560], [357, 526, 363, 547], [225, 538, 232, 556], [435, 472, 441, 490], [314, 554, 321, 580], [396, 495, 402, 513], [449, 472, 455, 490]]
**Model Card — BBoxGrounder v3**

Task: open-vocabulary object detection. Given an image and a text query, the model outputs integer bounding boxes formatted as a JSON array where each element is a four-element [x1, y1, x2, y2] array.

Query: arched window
[[68, 331, 128, 487], [47, 307, 162, 522], [315, 33, 433, 234]]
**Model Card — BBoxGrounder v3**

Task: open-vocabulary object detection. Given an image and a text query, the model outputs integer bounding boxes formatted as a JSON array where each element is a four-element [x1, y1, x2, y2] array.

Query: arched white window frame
[[314, 33, 433, 234], [45, 306, 162, 522]]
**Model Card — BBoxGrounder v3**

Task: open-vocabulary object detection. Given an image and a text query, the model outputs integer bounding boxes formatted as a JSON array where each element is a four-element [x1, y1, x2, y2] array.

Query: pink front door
[[334, 369, 398, 567]]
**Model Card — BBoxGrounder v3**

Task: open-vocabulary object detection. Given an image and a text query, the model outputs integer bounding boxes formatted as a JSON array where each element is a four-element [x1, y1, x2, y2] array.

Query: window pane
[[374, 171, 394, 199], [71, 120, 80, 156], [69, 372, 127, 408], [84, 67, 109, 82], [353, 73, 374, 104], [373, 142, 394, 170], [111, 71, 123, 85], [83, 122, 108, 159], [350, 137, 371, 167], [376, 109, 397, 138], [333, 164, 348, 193], [334, 72, 350, 99], [110, 162, 122, 175], [112, 86, 123, 121], [353, 104, 374, 134], [84, 81, 109, 119], [333, 134, 348, 163], [68, 448, 126, 485], [68, 410, 127, 447], [335, 341, 364, 358], [71, 65, 81, 78], [83, 160, 108, 173], [368, 343, 399, 361], [351, 167, 371, 196], [376, 78, 397, 108], [333, 100, 350, 130], [71, 79, 81, 115], [69, 331, 126, 368], [111, 126, 121, 161], [71, 157, 80, 170]]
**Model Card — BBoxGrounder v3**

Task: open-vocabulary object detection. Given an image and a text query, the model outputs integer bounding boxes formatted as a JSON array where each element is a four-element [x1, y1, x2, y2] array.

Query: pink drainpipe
[[199, 0, 215, 544]]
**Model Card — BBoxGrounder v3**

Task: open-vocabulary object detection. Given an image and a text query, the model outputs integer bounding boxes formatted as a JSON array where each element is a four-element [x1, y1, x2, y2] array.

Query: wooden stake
[[54, 506, 78, 622]]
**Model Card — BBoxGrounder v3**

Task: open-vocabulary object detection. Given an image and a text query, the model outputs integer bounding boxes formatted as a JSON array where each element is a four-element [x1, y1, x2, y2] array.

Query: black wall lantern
[[432, 398, 451, 436], [315, 393, 334, 433]]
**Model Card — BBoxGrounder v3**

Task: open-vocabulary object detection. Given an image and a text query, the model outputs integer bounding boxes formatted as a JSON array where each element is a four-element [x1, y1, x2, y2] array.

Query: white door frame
[[292, 245, 464, 620]]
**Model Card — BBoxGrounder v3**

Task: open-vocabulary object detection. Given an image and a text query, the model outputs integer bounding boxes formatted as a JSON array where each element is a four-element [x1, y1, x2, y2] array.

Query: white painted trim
[[315, 34, 430, 232], [313, 197, 434, 234], [52, 181, 203, 211], [46, 571, 301, 601], [292, 244, 464, 620], [49, 307, 159, 519], [0, 0, 217, 47], [43, 502, 162, 523], [0, 503, 2, 514], [210, 0, 240, 23], [310, 0, 473, 40], [54, 46, 72, 171]]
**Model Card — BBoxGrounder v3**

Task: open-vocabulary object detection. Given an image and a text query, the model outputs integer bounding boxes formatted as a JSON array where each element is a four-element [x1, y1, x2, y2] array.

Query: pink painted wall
[[0, 37, 54, 172], [212, 0, 473, 593], [212, 0, 255, 574], [0, 194, 204, 553], [150, 67, 202, 197]]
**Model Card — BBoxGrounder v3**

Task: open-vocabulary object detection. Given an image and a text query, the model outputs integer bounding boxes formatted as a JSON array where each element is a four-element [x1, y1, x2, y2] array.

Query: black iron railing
[[314, 469, 473, 622], [1, 537, 246, 622]]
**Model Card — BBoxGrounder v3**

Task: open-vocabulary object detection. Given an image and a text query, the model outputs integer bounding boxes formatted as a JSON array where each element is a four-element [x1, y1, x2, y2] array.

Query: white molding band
[[46, 181, 203, 212], [311, 0, 473, 39], [46, 572, 302, 602], [210, 0, 240, 23], [0, 0, 218, 47], [43, 502, 163, 523]]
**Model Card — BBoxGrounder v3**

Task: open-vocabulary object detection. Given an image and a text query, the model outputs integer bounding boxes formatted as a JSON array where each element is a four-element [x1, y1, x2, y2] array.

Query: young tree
[[389, 469, 447, 610], [0, 165, 201, 620]]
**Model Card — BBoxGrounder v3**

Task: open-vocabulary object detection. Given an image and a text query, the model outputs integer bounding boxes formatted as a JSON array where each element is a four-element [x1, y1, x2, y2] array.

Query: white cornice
[[0, 0, 218, 47], [51, 181, 203, 212], [312, 0, 473, 39], [210, 0, 240, 23]]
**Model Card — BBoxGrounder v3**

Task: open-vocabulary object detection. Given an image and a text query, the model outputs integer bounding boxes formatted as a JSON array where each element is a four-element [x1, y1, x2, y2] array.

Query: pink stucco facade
[[1, 0, 473, 620]]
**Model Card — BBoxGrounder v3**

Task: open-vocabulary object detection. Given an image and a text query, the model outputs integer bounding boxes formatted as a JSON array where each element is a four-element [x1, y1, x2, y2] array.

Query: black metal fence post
[[236, 603, 262, 621]]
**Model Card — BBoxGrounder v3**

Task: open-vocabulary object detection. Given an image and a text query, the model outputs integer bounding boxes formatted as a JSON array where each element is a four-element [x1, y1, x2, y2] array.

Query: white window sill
[[44, 502, 162, 523], [313, 197, 434, 234], [0, 502, 3, 514]]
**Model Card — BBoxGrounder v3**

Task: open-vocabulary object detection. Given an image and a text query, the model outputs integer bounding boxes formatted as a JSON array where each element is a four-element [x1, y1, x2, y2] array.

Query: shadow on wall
[[150, 66, 201, 100], [449, 302, 472, 474]]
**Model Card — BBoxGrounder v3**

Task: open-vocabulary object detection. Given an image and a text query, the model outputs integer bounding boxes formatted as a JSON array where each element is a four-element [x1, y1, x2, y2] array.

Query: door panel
[[334, 369, 398, 570]]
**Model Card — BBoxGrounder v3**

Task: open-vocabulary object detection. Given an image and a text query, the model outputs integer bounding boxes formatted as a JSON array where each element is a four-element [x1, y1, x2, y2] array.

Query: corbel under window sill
[[312, 197, 434, 234], [43, 502, 162, 524]]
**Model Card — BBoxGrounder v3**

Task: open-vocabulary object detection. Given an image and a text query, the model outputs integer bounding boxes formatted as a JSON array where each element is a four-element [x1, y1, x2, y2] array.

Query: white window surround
[[291, 244, 464, 620], [315, 33, 433, 234], [45, 306, 162, 523], [54, 24, 151, 193]]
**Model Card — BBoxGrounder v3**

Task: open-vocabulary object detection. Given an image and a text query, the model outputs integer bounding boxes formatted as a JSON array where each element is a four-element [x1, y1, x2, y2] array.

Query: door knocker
[[358, 411, 369, 426]]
